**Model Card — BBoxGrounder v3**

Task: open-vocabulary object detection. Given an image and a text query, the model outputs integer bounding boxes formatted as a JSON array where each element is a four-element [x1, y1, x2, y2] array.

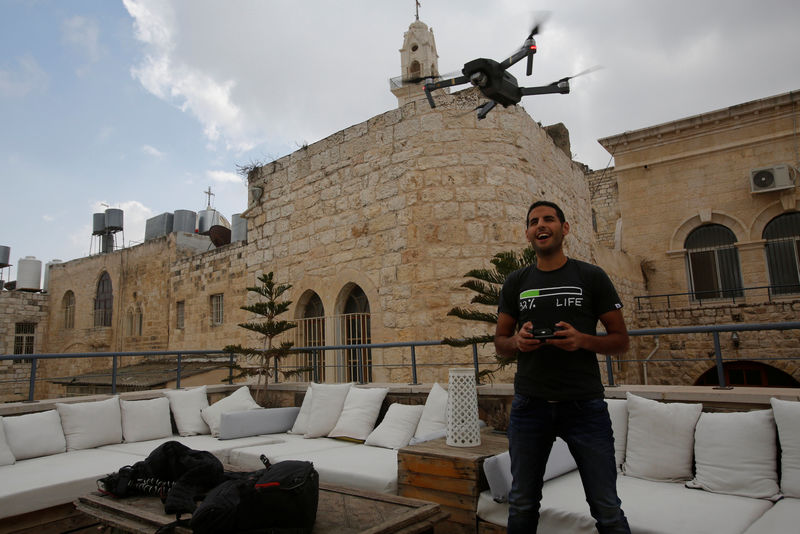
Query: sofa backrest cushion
[[164, 386, 211, 436], [328, 386, 389, 442], [606, 398, 627, 472], [201, 386, 260, 437], [289, 386, 314, 435], [3, 409, 67, 460], [365, 403, 424, 449], [305, 382, 353, 438], [219, 406, 300, 440], [686, 409, 780, 500], [771, 397, 800, 497], [414, 382, 448, 439], [56, 396, 123, 451], [622, 392, 702, 482], [0, 417, 16, 465], [121, 396, 173, 443], [483, 437, 576, 503]]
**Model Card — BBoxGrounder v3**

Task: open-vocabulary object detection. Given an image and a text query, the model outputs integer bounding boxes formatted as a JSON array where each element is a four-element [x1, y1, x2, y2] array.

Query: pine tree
[[224, 272, 300, 405], [443, 247, 536, 380]]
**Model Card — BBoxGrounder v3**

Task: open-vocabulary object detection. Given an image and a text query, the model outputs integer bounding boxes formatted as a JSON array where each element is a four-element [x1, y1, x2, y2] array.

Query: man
[[494, 200, 631, 534]]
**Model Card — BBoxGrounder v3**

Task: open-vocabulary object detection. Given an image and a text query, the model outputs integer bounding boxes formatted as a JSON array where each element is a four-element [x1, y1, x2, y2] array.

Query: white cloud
[[207, 170, 242, 185], [62, 16, 104, 65], [142, 144, 165, 158], [0, 55, 48, 98], [42, 214, 55, 223]]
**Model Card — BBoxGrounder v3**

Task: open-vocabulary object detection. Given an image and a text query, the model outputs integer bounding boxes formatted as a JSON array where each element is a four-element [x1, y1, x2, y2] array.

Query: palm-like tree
[[444, 247, 536, 380]]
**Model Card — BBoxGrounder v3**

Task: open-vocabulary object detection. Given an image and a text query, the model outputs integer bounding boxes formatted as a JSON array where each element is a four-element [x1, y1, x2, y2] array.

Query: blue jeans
[[507, 395, 630, 534]]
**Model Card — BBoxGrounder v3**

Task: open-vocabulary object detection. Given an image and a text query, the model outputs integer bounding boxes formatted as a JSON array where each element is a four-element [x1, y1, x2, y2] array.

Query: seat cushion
[[228, 434, 355, 470], [535, 471, 773, 534], [279, 444, 398, 493], [0, 449, 144, 519], [99, 434, 286, 464], [742, 497, 800, 534]]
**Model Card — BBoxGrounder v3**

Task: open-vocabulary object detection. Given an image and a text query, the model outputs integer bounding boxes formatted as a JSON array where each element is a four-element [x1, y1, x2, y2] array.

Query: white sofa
[[0, 381, 452, 523], [476, 393, 800, 534]]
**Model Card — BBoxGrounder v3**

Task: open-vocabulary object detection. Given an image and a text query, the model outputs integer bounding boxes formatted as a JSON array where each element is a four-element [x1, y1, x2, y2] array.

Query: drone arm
[[424, 85, 436, 108], [424, 75, 469, 91], [519, 79, 570, 96]]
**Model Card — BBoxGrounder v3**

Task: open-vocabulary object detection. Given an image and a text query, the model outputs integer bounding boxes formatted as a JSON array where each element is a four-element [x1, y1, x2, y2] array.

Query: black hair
[[526, 200, 566, 226]]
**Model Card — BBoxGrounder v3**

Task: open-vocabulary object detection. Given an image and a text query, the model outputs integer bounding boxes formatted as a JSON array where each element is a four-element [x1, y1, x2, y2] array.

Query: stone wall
[[586, 166, 620, 249], [242, 87, 601, 384], [0, 291, 48, 402]]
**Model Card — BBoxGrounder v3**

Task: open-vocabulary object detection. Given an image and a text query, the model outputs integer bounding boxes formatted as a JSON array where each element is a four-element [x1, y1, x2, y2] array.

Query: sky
[[2, 0, 800, 282]]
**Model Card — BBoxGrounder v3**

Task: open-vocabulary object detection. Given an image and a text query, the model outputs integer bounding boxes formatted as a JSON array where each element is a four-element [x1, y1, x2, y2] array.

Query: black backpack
[[190, 460, 319, 534]]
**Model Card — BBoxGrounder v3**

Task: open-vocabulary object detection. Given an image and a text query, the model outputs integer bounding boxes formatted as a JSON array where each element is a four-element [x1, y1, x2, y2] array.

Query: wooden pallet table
[[398, 429, 508, 534]]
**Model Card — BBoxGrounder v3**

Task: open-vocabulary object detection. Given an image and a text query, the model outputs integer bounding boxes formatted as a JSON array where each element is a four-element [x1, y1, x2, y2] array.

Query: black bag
[[191, 460, 319, 534]]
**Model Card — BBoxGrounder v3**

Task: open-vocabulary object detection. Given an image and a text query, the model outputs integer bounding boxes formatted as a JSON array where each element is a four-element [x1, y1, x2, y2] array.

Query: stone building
[[2, 17, 798, 400], [594, 90, 800, 387]]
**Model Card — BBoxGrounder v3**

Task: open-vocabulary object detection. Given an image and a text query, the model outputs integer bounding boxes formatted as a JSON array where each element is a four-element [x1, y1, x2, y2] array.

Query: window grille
[[94, 272, 113, 327], [211, 294, 224, 325], [13, 322, 35, 363], [176, 301, 185, 329], [685, 224, 743, 300], [764, 213, 800, 296], [63, 291, 75, 329]]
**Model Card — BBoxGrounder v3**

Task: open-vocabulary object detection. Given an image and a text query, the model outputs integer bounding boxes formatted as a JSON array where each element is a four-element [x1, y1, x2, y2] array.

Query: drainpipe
[[642, 336, 660, 385]]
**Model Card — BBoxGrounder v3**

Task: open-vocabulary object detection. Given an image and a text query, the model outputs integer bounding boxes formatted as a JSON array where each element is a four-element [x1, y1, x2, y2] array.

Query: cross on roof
[[204, 186, 215, 208]]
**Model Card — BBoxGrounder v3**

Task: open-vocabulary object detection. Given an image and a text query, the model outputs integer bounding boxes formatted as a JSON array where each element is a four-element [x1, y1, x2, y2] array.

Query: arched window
[[409, 60, 421, 80], [685, 224, 743, 300], [300, 293, 326, 381], [342, 285, 371, 382], [125, 309, 134, 336], [763, 212, 800, 296], [94, 272, 113, 327], [63, 291, 75, 329], [135, 305, 143, 336]]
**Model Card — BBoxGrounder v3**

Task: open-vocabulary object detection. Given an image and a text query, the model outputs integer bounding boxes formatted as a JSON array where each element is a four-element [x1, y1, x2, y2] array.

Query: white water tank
[[17, 256, 42, 291], [43, 260, 62, 292]]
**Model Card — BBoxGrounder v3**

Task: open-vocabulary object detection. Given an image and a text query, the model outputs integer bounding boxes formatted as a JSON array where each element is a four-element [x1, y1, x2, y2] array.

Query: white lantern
[[446, 367, 481, 447]]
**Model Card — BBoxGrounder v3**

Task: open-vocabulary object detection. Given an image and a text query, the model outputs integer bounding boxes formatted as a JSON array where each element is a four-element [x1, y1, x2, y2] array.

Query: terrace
[[1, 321, 799, 533]]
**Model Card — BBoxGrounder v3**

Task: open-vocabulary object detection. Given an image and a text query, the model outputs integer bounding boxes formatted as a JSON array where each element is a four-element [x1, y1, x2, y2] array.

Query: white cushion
[[328, 387, 388, 442], [164, 386, 210, 436], [219, 407, 300, 440], [770, 398, 800, 497], [120, 397, 173, 443], [288, 386, 313, 434], [305, 382, 353, 438], [414, 382, 448, 438], [3, 409, 67, 460], [622, 392, 701, 481], [606, 398, 627, 471], [741, 497, 800, 534], [687, 409, 780, 499], [287, 444, 399, 493], [201, 386, 260, 437], [0, 417, 15, 466], [365, 403, 424, 449], [56, 397, 123, 451]]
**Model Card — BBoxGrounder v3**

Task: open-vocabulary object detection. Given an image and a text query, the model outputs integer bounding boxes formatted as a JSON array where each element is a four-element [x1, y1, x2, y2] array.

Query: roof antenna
[[415, 0, 420, 21]]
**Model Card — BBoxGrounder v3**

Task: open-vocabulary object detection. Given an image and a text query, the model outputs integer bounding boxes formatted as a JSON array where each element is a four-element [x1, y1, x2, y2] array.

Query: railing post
[[712, 332, 732, 389], [472, 343, 480, 379], [111, 355, 118, 395], [605, 354, 616, 386], [356, 348, 365, 384], [273, 357, 278, 384], [176, 353, 182, 389], [27, 358, 37, 402], [228, 352, 234, 385], [410, 345, 419, 385]]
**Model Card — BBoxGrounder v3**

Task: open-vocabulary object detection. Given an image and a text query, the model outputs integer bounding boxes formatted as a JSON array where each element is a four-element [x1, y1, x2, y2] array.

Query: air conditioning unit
[[750, 164, 798, 193]]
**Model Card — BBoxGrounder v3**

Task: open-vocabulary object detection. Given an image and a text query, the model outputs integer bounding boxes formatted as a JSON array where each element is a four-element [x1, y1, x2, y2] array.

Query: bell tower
[[391, 6, 440, 107]]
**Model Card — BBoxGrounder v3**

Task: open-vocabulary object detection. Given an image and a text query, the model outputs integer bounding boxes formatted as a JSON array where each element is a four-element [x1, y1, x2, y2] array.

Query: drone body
[[417, 23, 580, 119]]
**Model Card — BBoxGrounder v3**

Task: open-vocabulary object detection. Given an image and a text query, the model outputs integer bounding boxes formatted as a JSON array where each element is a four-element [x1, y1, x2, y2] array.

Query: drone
[[416, 22, 591, 119]]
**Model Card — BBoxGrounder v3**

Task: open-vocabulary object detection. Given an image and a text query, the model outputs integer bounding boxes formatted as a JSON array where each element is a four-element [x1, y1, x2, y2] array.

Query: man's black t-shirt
[[498, 258, 623, 401]]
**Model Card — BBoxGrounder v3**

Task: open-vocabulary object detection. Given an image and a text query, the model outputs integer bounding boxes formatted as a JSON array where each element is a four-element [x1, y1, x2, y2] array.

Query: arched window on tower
[[409, 60, 421, 80], [340, 285, 372, 383], [94, 272, 113, 327], [763, 212, 800, 296], [299, 292, 326, 382], [685, 224, 743, 300], [63, 291, 75, 329]]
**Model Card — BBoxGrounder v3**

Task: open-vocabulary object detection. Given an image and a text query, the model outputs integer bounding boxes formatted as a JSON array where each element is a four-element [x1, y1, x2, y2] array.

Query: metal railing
[[1, 321, 799, 402], [635, 285, 800, 309]]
